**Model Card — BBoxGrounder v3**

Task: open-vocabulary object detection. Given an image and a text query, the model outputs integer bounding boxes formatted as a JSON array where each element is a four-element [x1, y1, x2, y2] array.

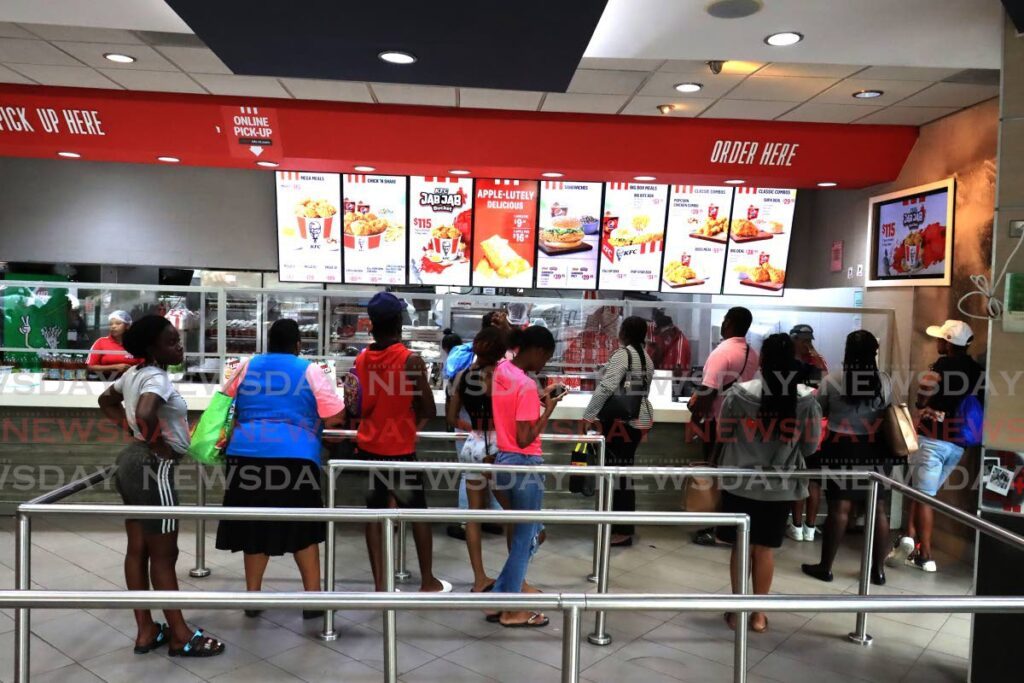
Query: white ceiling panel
[[372, 83, 456, 107], [0, 22, 36, 39], [578, 57, 663, 72], [568, 69, 648, 95], [279, 78, 373, 103], [639, 71, 744, 99], [20, 23, 144, 44], [0, 37, 79, 65], [659, 59, 764, 76], [811, 78, 932, 105], [855, 66, 963, 81], [855, 106, 959, 126], [52, 41, 178, 71], [8, 64, 121, 89], [726, 75, 838, 102], [0, 1, 191, 33], [756, 63, 865, 79], [459, 88, 543, 111], [191, 74, 290, 98], [155, 46, 231, 75], [620, 95, 714, 117], [541, 93, 629, 114], [699, 99, 796, 120], [897, 82, 999, 108], [777, 102, 884, 123], [0, 62, 33, 83], [99, 68, 205, 94]]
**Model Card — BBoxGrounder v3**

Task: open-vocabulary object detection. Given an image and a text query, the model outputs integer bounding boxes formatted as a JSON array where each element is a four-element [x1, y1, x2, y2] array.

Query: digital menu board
[[471, 179, 539, 288], [661, 185, 734, 294], [275, 171, 342, 283], [536, 181, 602, 290], [341, 174, 408, 285], [598, 182, 669, 291], [868, 179, 953, 286], [408, 176, 473, 286], [721, 187, 797, 297]]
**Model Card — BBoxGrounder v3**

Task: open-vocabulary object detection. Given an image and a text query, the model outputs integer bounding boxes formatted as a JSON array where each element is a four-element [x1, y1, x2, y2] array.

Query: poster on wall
[[598, 182, 669, 292], [536, 180, 602, 290], [275, 171, 342, 283], [721, 187, 798, 297], [660, 185, 734, 294], [342, 174, 408, 285], [471, 179, 539, 288], [866, 178, 954, 287], [408, 176, 473, 286]]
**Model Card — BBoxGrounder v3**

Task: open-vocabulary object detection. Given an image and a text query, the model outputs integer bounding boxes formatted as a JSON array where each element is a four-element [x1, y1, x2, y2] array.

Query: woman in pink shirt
[[488, 326, 564, 628]]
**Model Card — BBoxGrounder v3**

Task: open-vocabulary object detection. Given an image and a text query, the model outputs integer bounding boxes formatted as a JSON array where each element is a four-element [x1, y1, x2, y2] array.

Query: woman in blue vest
[[215, 319, 346, 618]]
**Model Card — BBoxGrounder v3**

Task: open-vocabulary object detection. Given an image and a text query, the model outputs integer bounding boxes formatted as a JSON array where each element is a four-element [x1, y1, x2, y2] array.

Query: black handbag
[[597, 348, 648, 422], [569, 440, 597, 496]]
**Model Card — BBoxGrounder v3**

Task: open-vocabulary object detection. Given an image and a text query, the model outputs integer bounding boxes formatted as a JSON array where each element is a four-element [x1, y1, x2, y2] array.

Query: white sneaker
[[906, 550, 938, 573], [802, 526, 817, 542], [886, 536, 916, 567], [786, 522, 804, 542]]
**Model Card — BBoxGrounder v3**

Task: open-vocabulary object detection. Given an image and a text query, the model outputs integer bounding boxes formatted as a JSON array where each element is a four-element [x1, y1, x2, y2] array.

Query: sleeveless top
[[354, 342, 417, 455]]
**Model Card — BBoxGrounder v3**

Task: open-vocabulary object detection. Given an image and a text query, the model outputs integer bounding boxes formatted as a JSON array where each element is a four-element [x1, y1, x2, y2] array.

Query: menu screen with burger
[[599, 182, 669, 291], [721, 187, 797, 296], [471, 179, 539, 288], [275, 170, 342, 283], [409, 176, 473, 286], [536, 180, 602, 290], [661, 185, 734, 294], [341, 174, 408, 285]]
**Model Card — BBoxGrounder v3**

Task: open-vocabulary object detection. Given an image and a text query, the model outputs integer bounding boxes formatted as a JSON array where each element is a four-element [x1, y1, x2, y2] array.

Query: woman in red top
[[88, 310, 142, 377]]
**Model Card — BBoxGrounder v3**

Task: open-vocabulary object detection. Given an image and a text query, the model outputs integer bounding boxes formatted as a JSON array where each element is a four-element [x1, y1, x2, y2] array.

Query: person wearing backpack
[[890, 320, 984, 573]]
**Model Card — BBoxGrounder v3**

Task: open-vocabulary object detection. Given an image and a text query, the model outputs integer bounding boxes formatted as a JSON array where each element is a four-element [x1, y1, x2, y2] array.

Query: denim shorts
[[910, 436, 965, 496]]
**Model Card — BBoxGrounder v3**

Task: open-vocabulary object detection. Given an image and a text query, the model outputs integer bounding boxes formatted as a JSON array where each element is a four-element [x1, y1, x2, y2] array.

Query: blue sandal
[[168, 629, 225, 658], [133, 623, 169, 654]]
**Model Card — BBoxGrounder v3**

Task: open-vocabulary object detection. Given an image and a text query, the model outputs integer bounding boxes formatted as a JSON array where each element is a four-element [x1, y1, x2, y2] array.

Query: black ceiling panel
[[165, 0, 609, 92]]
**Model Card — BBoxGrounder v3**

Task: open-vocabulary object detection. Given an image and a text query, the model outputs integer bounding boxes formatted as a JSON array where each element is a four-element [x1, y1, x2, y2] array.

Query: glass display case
[[204, 290, 260, 357]]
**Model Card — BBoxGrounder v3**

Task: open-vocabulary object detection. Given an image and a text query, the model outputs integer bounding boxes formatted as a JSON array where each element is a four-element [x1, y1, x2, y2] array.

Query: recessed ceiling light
[[764, 31, 803, 46], [57, 151, 80, 158], [541, 172, 564, 178], [103, 53, 136, 64], [256, 160, 279, 168], [724, 179, 745, 185], [378, 50, 417, 65], [634, 175, 656, 181], [157, 156, 180, 163], [853, 89, 884, 99], [674, 82, 703, 93], [353, 165, 376, 172], [449, 169, 471, 175], [817, 181, 838, 188]]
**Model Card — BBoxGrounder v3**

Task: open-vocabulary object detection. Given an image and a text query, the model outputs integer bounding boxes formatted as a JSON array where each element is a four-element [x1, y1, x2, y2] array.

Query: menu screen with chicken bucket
[[872, 187, 950, 281], [276, 171, 342, 283]]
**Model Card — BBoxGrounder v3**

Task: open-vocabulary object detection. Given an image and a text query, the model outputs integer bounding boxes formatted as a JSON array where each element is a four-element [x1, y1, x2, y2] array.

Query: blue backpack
[[954, 394, 984, 448]]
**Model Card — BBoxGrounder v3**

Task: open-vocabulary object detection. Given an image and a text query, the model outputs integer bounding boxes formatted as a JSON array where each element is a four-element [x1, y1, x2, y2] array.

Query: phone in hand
[[550, 384, 569, 399]]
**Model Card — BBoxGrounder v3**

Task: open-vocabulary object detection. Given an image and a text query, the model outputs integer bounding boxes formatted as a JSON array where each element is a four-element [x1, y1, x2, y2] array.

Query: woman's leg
[[293, 543, 321, 592], [821, 499, 851, 571], [243, 553, 270, 592], [608, 423, 640, 540], [494, 470, 545, 625], [750, 545, 774, 631], [873, 497, 891, 572], [465, 476, 494, 591], [144, 530, 193, 649], [916, 503, 935, 560], [124, 521, 159, 647], [805, 482, 822, 528]]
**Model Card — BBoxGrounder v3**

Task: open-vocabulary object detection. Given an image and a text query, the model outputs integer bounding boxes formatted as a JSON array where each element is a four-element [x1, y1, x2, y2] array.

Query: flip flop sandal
[[501, 612, 549, 628], [470, 582, 496, 594], [168, 630, 225, 658], [723, 612, 737, 631], [751, 616, 769, 634], [133, 623, 169, 654], [485, 613, 501, 623]]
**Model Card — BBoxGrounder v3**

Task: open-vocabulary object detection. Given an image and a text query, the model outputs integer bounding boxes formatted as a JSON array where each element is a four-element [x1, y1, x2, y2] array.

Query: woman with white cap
[[88, 310, 142, 378]]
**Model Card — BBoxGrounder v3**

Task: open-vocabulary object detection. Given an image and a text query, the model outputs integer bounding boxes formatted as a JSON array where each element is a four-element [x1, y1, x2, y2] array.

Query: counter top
[[0, 373, 691, 423]]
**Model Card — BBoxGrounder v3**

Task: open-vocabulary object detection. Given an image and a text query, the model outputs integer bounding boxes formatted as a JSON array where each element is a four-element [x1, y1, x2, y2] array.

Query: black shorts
[[113, 441, 179, 536], [716, 490, 791, 549], [356, 450, 428, 509]]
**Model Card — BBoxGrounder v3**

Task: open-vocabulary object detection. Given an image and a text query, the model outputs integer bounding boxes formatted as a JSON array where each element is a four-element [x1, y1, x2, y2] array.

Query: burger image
[[540, 217, 585, 248]]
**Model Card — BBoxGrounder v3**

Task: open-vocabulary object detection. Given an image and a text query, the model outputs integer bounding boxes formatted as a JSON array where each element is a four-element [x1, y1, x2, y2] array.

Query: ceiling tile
[[20, 24, 144, 44], [541, 93, 629, 114], [0, 23, 36, 39], [459, 88, 543, 111], [568, 69, 648, 95], [639, 71, 744, 99], [699, 100, 796, 120], [98, 69, 205, 94], [897, 82, 999, 108], [191, 74, 291, 97], [0, 38, 80, 66], [279, 78, 373, 102], [620, 95, 714, 117], [811, 78, 932, 105], [856, 66, 963, 81], [854, 106, 959, 126], [52, 41, 178, 71], [154, 46, 231, 74], [0, 63, 33, 84], [7, 64, 121, 89], [578, 57, 663, 72], [777, 102, 885, 123], [756, 63, 865, 79], [659, 60, 764, 76], [371, 83, 456, 107], [725, 75, 838, 102]]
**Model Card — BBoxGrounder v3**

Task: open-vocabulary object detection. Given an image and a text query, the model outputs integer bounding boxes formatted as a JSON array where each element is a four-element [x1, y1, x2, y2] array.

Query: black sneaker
[[693, 529, 717, 546], [446, 524, 467, 541], [482, 523, 504, 536]]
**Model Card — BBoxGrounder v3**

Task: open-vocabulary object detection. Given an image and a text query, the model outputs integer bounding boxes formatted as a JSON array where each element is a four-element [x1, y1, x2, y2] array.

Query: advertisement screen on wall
[[721, 187, 798, 297], [661, 185, 734, 294], [471, 179, 539, 288], [341, 174, 408, 285], [536, 180, 602, 290], [408, 176, 473, 287], [275, 171, 342, 283], [598, 182, 669, 292], [867, 178, 954, 287]]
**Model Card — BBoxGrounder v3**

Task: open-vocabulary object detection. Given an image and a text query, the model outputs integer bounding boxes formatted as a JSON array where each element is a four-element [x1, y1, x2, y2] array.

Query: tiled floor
[[0, 517, 974, 682]]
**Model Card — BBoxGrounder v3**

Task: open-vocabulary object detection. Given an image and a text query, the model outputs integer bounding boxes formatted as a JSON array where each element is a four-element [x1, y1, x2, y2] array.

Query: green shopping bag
[[188, 391, 234, 465]]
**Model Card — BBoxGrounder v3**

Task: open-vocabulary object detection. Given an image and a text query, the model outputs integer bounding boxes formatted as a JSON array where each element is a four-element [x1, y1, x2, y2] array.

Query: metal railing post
[[382, 516, 398, 683], [734, 518, 750, 683], [320, 465, 339, 641], [588, 438, 606, 583], [849, 478, 879, 646], [189, 464, 211, 578], [395, 521, 411, 582], [587, 472, 615, 646], [14, 513, 31, 683], [562, 605, 582, 683]]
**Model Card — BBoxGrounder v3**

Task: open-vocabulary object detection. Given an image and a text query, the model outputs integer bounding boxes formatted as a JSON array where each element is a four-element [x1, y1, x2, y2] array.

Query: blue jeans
[[910, 435, 965, 496], [492, 452, 545, 594]]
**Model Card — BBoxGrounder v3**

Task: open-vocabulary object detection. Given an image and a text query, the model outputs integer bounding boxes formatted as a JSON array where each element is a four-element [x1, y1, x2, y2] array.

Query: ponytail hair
[[758, 333, 800, 439], [620, 315, 649, 364], [441, 328, 463, 353], [472, 326, 508, 366]]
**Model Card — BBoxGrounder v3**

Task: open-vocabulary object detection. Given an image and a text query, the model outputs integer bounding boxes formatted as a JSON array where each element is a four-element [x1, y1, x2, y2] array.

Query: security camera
[[707, 60, 725, 75]]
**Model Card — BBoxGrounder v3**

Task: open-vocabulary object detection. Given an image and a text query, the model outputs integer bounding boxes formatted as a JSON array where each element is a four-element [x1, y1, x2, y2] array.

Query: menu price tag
[[275, 170, 342, 283], [342, 174, 408, 285], [471, 179, 539, 288]]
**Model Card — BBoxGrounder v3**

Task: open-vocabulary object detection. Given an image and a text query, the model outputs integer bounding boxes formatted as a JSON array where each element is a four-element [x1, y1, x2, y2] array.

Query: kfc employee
[[87, 310, 142, 377]]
